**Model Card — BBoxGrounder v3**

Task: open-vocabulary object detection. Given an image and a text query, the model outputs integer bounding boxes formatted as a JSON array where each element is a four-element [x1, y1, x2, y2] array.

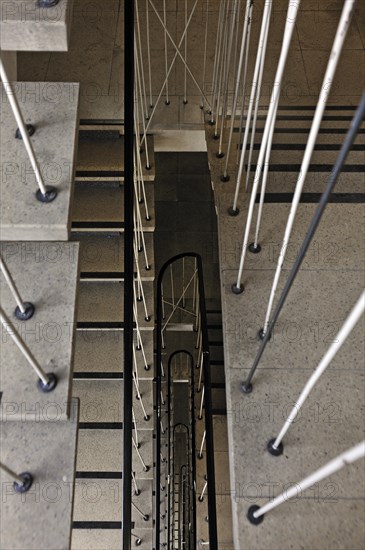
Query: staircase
[[206, 103, 365, 550], [0, 9, 157, 548], [0, 11, 80, 550], [69, 127, 156, 549]]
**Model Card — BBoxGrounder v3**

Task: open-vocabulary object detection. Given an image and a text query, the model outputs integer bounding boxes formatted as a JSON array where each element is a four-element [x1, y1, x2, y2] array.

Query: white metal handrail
[[0, 57, 57, 203]]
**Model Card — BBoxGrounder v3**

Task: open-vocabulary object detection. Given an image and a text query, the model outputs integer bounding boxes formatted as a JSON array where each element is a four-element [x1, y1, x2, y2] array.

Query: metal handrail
[[122, 1, 135, 549], [156, 253, 218, 549]]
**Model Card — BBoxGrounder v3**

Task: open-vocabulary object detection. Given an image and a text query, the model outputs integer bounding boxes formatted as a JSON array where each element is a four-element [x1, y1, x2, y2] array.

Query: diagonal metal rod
[[0, 462, 24, 485], [0, 58, 48, 196], [141, 0, 199, 145], [271, 291, 365, 452], [241, 91, 365, 393], [232, 0, 301, 292], [217, 0, 240, 156], [210, 0, 226, 123], [231, 0, 272, 211], [222, 0, 252, 180], [0, 307, 49, 385], [249, 441, 365, 522], [145, 0, 153, 107], [0, 256, 27, 314], [201, 0, 210, 109], [258, 0, 356, 326], [148, 0, 212, 108]]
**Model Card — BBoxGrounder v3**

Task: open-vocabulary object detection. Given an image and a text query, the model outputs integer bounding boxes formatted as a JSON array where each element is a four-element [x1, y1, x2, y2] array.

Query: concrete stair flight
[[70, 123, 156, 549], [76, 133, 155, 182]]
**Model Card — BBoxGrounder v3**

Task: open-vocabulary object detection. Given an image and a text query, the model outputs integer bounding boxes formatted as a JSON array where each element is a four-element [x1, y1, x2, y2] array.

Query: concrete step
[[1, 82, 80, 241], [73, 478, 153, 529], [71, 183, 155, 233], [0, 0, 73, 51], [0, 398, 79, 550], [71, 232, 155, 282], [71, 527, 153, 549], [76, 134, 155, 182], [72, 379, 153, 429], [0, 241, 80, 421], [73, 330, 154, 381], [76, 281, 154, 331], [76, 428, 153, 479]]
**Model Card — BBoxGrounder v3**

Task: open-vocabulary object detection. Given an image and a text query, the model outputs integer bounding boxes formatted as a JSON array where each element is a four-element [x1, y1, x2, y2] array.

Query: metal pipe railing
[[0, 255, 35, 320], [241, 91, 365, 393], [0, 57, 57, 203], [247, 441, 365, 524]]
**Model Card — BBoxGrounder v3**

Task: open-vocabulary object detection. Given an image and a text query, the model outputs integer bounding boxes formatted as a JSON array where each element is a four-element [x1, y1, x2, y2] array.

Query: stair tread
[[0, 0, 73, 51], [71, 233, 154, 281], [76, 281, 154, 330], [1, 82, 79, 241], [0, 399, 79, 550], [0, 242, 80, 421], [76, 429, 153, 478], [72, 183, 155, 232], [73, 479, 153, 526], [73, 330, 154, 380], [76, 135, 155, 181], [72, 379, 153, 427], [71, 527, 153, 549]]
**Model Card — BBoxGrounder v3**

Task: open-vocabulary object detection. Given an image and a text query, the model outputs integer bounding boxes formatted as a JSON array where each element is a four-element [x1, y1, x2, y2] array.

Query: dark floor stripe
[[209, 341, 224, 346], [78, 422, 123, 429], [73, 372, 123, 379], [211, 409, 227, 416], [234, 128, 365, 134], [248, 164, 364, 172], [257, 115, 356, 121], [73, 521, 122, 530], [207, 324, 223, 329], [76, 471, 123, 479], [277, 105, 358, 111], [206, 309, 222, 314], [80, 271, 136, 279], [77, 322, 132, 329], [210, 360, 224, 366], [76, 171, 124, 177], [256, 193, 365, 203], [211, 383, 226, 389], [245, 143, 364, 151], [79, 119, 124, 125], [72, 222, 125, 229]]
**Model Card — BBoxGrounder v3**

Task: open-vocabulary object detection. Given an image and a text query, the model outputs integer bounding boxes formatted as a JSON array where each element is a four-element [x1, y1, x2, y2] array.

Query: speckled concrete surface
[[0, 0, 73, 52], [0, 398, 79, 550], [73, 329, 154, 381], [0, 241, 80, 421], [71, 182, 155, 232], [208, 109, 365, 549], [0, 82, 79, 241]]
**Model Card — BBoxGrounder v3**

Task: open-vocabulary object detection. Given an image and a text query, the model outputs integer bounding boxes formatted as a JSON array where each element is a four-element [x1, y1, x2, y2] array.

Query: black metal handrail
[[122, 1, 134, 549], [156, 253, 218, 549], [167, 353, 196, 550]]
